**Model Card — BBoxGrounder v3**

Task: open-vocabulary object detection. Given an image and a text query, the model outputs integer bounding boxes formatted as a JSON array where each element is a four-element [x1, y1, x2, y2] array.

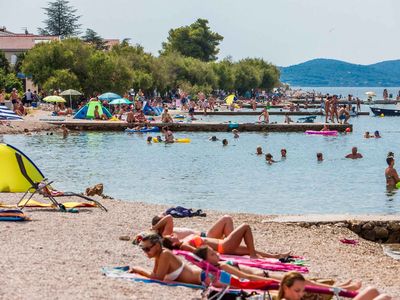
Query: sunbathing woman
[[152, 214, 234, 240], [277, 272, 389, 300], [194, 246, 361, 292], [129, 233, 204, 284], [163, 223, 290, 259]]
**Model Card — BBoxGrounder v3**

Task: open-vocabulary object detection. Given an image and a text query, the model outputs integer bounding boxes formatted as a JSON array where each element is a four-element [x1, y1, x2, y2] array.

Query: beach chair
[[15, 153, 107, 212]]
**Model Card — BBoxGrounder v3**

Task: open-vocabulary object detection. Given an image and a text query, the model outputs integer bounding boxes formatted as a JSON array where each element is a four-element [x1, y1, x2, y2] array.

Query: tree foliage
[[0, 70, 23, 92], [42, 69, 80, 92], [0, 50, 10, 73], [38, 0, 81, 37], [82, 28, 107, 50], [22, 37, 280, 97], [161, 19, 223, 62]]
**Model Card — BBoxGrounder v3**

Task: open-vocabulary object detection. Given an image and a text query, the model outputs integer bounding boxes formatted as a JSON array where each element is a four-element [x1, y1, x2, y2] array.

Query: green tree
[[82, 28, 107, 50], [38, 0, 81, 37], [0, 50, 10, 73], [161, 18, 223, 62], [42, 69, 81, 92], [212, 57, 236, 91], [0, 70, 23, 92]]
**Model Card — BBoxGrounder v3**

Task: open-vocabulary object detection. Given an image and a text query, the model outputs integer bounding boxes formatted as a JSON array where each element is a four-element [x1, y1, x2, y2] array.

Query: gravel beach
[[0, 193, 399, 299]]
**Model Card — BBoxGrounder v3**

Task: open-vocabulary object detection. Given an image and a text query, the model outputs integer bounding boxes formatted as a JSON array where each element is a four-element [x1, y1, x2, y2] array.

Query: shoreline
[[1, 193, 399, 299]]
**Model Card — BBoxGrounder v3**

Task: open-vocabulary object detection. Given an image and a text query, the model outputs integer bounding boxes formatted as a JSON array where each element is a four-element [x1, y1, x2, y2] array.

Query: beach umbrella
[[43, 96, 66, 103], [224, 94, 237, 105], [60, 89, 82, 107], [109, 98, 132, 105], [98, 92, 121, 101]]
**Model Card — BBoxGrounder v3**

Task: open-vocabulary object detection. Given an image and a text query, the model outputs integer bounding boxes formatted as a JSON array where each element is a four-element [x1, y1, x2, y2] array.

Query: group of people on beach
[[128, 214, 391, 300]]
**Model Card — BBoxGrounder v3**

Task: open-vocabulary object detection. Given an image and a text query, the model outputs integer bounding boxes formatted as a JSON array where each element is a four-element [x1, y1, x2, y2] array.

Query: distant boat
[[370, 107, 400, 116]]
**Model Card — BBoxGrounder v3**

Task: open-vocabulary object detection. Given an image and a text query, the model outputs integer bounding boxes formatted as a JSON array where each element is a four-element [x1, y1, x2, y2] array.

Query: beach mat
[[0, 199, 97, 209], [0, 209, 29, 221]]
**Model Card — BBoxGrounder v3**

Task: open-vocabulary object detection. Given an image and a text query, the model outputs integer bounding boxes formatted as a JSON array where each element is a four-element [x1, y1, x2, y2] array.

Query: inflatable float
[[305, 130, 338, 136], [152, 137, 191, 143], [125, 127, 160, 133], [0, 144, 45, 192]]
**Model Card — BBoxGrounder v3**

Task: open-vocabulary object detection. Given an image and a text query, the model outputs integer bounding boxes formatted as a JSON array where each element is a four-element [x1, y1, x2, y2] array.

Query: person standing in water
[[385, 156, 400, 189], [345, 147, 363, 159]]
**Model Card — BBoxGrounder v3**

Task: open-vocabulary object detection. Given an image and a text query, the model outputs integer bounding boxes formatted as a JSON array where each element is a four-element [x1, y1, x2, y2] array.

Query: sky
[[1, 0, 399, 67]]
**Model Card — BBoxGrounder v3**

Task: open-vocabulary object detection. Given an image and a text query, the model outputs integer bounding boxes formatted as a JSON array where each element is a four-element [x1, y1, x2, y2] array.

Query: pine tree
[[82, 28, 107, 50], [38, 0, 81, 37]]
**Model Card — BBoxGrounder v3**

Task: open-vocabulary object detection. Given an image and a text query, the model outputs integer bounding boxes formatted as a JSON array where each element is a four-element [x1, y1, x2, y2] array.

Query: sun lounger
[[15, 153, 107, 212]]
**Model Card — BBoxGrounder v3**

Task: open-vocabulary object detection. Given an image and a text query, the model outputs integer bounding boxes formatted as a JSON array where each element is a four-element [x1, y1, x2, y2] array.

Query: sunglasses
[[140, 243, 155, 253]]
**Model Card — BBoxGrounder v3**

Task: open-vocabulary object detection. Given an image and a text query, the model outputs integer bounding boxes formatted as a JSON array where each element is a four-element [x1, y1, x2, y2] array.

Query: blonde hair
[[277, 272, 305, 300]]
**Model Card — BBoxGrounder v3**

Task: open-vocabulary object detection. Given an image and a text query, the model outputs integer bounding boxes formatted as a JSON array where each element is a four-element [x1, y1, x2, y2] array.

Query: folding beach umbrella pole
[[60, 89, 82, 108]]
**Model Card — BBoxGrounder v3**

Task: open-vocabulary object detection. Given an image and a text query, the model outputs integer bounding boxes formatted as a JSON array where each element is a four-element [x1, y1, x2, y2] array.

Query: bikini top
[[164, 263, 184, 281], [188, 235, 205, 248]]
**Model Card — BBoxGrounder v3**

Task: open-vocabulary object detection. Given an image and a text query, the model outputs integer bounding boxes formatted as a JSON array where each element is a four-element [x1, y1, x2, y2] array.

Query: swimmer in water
[[317, 152, 323, 162], [364, 131, 373, 138], [147, 136, 152, 144], [281, 148, 287, 159], [209, 136, 219, 141], [232, 129, 240, 138], [374, 130, 381, 138], [265, 153, 276, 164], [222, 139, 228, 146], [256, 146, 263, 155], [345, 147, 363, 159]]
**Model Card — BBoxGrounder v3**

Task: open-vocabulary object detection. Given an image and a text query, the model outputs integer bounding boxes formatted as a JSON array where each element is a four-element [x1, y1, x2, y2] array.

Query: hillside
[[280, 58, 400, 86]]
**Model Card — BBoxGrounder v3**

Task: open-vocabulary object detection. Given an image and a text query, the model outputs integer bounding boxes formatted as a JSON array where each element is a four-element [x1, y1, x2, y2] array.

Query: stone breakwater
[[288, 220, 400, 243]]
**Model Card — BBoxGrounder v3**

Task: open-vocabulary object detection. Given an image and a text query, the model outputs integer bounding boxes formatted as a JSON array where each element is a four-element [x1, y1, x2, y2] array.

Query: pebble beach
[[1, 193, 399, 299]]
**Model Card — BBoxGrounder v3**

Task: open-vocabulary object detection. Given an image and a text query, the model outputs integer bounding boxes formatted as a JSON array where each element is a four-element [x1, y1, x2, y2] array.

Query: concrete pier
[[194, 111, 369, 116], [46, 120, 352, 132]]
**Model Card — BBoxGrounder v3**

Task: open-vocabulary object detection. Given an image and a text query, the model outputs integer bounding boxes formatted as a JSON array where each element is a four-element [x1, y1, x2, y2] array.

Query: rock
[[374, 226, 389, 240], [388, 221, 400, 232], [386, 231, 400, 243], [362, 229, 376, 241], [362, 221, 375, 231], [334, 222, 348, 228], [350, 222, 362, 234], [86, 183, 103, 196]]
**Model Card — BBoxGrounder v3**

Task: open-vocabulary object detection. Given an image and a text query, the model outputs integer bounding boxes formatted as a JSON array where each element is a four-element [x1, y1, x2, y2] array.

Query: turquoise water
[[2, 108, 400, 215]]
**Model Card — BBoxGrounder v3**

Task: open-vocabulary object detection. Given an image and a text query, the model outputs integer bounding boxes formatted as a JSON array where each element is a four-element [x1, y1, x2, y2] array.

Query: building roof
[[0, 35, 59, 51]]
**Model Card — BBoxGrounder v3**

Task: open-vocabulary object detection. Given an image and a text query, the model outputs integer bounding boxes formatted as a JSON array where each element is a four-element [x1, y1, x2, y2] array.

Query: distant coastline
[[280, 58, 400, 87]]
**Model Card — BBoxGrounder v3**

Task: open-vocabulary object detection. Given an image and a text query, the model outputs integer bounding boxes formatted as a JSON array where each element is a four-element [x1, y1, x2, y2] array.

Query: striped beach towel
[[0, 105, 23, 120]]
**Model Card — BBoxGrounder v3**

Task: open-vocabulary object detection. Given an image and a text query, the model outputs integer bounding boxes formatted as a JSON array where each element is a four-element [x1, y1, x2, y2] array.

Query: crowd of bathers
[[128, 214, 391, 300]]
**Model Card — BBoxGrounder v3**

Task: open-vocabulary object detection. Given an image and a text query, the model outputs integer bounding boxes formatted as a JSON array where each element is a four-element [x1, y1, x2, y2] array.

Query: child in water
[[265, 153, 275, 164], [256, 146, 263, 155], [317, 152, 323, 161]]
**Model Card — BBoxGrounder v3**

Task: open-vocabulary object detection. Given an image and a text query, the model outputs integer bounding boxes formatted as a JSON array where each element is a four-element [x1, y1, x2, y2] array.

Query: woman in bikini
[[129, 233, 208, 284], [163, 223, 290, 259], [194, 246, 361, 292], [151, 214, 234, 240], [385, 156, 400, 189], [278, 272, 389, 300]]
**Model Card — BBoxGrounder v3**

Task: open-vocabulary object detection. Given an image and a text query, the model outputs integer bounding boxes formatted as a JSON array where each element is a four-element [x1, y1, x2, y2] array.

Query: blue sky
[[1, 0, 399, 66]]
